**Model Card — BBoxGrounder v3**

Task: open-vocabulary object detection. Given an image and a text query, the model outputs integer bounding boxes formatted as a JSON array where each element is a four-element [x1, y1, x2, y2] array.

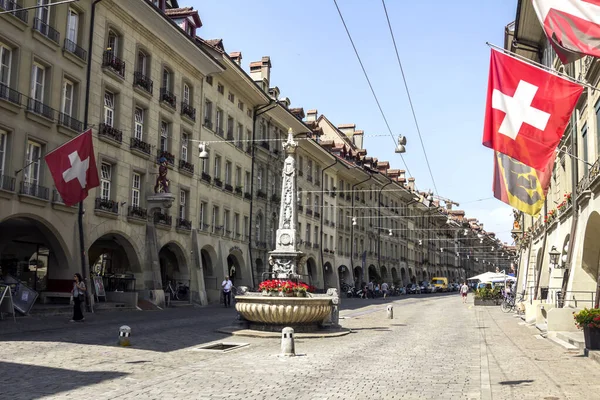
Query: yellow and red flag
[[493, 151, 554, 216]]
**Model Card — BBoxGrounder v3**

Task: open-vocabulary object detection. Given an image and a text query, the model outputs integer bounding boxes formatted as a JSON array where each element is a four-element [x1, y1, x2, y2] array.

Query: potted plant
[[573, 308, 600, 350], [294, 283, 308, 297]]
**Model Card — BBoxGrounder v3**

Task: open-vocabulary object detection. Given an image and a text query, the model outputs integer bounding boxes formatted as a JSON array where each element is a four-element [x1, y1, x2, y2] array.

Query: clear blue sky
[[189, 0, 517, 243]]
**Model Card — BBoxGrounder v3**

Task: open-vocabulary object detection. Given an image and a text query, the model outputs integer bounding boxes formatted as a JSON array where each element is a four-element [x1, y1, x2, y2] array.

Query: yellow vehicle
[[431, 277, 449, 292]]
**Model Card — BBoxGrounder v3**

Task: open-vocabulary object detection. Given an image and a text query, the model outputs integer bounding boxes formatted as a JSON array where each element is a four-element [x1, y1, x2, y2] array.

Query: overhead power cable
[[381, 0, 439, 196], [332, 0, 413, 180]]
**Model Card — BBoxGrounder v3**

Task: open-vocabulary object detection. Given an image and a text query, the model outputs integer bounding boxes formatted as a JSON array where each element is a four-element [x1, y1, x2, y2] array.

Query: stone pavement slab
[[1, 294, 599, 399]]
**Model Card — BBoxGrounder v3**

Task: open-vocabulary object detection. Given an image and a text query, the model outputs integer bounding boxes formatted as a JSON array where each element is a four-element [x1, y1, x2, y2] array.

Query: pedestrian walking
[[460, 281, 469, 304], [367, 280, 374, 299], [381, 282, 389, 299], [70, 273, 86, 322], [222, 276, 233, 308]]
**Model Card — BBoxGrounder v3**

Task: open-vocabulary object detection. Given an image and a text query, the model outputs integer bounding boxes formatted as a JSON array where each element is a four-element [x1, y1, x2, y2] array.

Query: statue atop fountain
[[269, 128, 305, 279]]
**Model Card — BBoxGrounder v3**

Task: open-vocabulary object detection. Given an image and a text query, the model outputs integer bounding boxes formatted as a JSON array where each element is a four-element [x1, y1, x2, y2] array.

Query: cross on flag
[[45, 129, 100, 206], [482, 49, 583, 170], [533, 0, 600, 63]]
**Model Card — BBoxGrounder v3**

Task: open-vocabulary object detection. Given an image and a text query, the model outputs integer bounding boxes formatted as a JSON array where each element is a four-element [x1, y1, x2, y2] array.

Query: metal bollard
[[119, 325, 131, 347], [387, 305, 393, 319], [281, 327, 295, 356]]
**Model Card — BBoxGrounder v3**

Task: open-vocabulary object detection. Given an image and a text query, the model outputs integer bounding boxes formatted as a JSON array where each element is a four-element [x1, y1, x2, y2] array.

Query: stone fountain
[[234, 128, 340, 333]]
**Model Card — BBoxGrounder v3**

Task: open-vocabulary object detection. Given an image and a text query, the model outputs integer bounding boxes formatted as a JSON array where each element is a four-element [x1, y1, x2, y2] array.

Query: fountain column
[[268, 128, 306, 279]]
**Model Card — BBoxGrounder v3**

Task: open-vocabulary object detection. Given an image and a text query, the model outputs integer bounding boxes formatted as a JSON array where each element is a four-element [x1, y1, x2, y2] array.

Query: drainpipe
[[79, 0, 106, 313], [533, 198, 548, 300], [248, 101, 276, 289], [377, 178, 393, 283], [319, 156, 338, 289], [351, 172, 372, 286], [564, 101, 582, 305]]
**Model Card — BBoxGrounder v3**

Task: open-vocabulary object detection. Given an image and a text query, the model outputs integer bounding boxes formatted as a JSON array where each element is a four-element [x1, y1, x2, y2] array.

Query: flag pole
[[486, 42, 596, 91]]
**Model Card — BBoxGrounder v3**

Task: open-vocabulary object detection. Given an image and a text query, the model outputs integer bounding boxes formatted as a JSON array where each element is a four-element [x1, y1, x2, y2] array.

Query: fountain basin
[[235, 294, 333, 332]]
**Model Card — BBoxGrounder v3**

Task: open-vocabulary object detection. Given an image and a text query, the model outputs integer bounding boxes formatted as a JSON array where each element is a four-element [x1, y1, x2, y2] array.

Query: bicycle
[[165, 281, 179, 301], [501, 293, 515, 313]]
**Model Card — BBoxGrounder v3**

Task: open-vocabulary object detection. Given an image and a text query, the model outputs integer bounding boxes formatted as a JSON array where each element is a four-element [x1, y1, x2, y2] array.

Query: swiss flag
[[482, 49, 583, 170], [533, 0, 600, 63], [45, 129, 100, 206]]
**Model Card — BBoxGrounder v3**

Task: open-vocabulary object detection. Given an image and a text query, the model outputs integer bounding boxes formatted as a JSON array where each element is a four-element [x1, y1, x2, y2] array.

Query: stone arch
[[391, 267, 399, 285], [323, 261, 334, 289], [423, 270, 429, 281], [0, 214, 72, 292], [227, 248, 248, 286], [368, 264, 379, 283], [338, 265, 351, 285], [353, 266, 363, 287], [380, 266, 389, 283], [400, 267, 406, 285], [88, 230, 142, 291], [159, 241, 190, 288], [201, 244, 219, 303], [306, 257, 318, 287], [572, 212, 600, 306], [408, 268, 414, 283]]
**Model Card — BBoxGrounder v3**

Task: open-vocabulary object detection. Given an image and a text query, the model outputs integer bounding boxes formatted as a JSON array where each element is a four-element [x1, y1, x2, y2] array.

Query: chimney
[[261, 56, 271, 87], [229, 52, 242, 65], [398, 170, 406, 181], [306, 109, 318, 122], [338, 124, 356, 139], [407, 177, 415, 191], [353, 130, 364, 150], [279, 97, 291, 108]]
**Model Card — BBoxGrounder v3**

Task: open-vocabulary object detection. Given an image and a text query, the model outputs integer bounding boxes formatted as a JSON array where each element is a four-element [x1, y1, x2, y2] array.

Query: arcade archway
[[88, 231, 141, 292], [0, 215, 71, 293]]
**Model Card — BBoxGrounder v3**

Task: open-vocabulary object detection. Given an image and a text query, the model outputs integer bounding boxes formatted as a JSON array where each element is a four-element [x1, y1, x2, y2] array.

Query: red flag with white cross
[[45, 129, 100, 206], [533, 0, 600, 63], [482, 49, 583, 170]]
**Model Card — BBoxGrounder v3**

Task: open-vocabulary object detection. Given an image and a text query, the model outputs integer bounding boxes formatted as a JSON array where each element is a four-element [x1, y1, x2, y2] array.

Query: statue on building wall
[[154, 157, 170, 193], [512, 209, 521, 231]]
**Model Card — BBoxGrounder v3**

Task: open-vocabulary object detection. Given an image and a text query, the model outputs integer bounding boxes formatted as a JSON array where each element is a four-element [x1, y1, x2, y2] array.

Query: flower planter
[[583, 326, 600, 350], [294, 291, 306, 297], [474, 298, 501, 306]]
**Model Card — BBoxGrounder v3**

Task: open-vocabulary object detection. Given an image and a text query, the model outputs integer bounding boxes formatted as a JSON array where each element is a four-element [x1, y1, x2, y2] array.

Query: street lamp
[[395, 135, 407, 154], [549, 245, 561, 268], [198, 143, 209, 159], [352, 217, 357, 226]]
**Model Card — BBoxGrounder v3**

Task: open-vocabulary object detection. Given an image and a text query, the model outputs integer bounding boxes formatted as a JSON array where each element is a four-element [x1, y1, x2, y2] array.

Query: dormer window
[[186, 23, 194, 36]]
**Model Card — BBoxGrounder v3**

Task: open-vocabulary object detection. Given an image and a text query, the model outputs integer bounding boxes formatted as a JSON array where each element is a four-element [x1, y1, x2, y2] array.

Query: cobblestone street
[[1, 294, 599, 399]]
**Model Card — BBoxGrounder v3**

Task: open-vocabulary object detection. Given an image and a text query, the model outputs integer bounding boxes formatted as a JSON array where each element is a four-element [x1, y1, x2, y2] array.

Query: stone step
[[169, 300, 193, 308], [556, 331, 585, 352], [547, 335, 578, 350]]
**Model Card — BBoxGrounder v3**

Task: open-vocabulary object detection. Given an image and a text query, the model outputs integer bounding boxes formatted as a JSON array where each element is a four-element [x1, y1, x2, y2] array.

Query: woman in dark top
[[71, 273, 86, 322]]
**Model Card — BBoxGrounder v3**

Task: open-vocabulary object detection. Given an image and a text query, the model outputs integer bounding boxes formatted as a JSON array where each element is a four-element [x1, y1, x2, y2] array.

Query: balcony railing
[[58, 113, 84, 132], [177, 218, 192, 230], [179, 159, 194, 174], [64, 38, 86, 61], [0, 83, 21, 105], [102, 51, 125, 77], [244, 192, 251, 200], [130, 137, 151, 155], [201, 172, 212, 183], [154, 212, 172, 226], [203, 119, 213, 130], [271, 194, 280, 202], [27, 98, 54, 120], [307, 175, 313, 182], [214, 178, 223, 188], [133, 71, 153, 94], [224, 183, 233, 192], [33, 18, 59, 43], [0, 0, 28, 23], [19, 181, 49, 200], [160, 87, 176, 109], [95, 197, 118, 213], [128, 206, 148, 219], [181, 102, 196, 121], [0, 175, 15, 191], [577, 156, 600, 194], [257, 190, 266, 199], [235, 186, 243, 196], [99, 123, 123, 143], [156, 150, 175, 166], [260, 141, 269, 150]]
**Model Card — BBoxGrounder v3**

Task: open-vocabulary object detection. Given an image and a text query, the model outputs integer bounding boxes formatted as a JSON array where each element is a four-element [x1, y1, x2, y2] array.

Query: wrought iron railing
[[58, 113, 84, 132], [64, 38, 86, 60], [160, 87, 176, 109], [33, 17, 59, 43], [102, 51, 125, 77], [181, 102, 196, 121], [179, 159, 194, 174], [128, 206, 147, 219], [130, 137, 151, 154], [27, 97, 54, 120], [0, 0, 28, 23], [99, 123, 123, 143], [133, 71, 153, 94], [177, 218, 192, 230], [95, 197, 118, 213], [0, 175, 15, 191], [577, 156, 600, 194], [156, 149, 175, 166], [0, 82, 21, 105], [154, 212, 172, 226]]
